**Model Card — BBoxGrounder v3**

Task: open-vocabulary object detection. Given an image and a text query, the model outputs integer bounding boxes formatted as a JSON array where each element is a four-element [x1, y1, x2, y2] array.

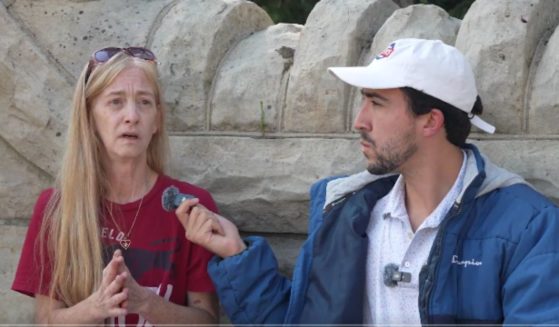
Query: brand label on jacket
[[451, 255, 482, 267]]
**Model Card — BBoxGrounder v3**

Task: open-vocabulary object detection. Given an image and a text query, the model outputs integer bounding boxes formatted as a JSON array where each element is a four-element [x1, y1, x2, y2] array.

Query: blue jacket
[[208, 145, 559, 324]]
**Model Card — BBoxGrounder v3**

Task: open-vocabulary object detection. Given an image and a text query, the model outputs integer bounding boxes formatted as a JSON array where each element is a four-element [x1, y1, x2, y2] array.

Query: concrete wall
[[1, 0, 559, 322]]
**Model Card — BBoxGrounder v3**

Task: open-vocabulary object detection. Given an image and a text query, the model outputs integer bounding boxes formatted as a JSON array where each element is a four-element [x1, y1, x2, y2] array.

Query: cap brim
[[328, 66, 403, 90]]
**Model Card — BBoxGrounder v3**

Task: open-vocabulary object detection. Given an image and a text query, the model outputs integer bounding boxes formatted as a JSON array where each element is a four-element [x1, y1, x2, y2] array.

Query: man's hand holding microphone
[[162, 186, 247, 258]]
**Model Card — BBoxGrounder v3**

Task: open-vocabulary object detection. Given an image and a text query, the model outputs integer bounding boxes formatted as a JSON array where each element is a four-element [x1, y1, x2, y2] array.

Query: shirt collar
[[381, 175, 408, 222]]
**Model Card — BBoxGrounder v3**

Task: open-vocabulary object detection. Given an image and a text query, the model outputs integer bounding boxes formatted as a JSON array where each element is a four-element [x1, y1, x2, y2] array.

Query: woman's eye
[[109, 98, 122, 106], [141, 99, 153, 106]]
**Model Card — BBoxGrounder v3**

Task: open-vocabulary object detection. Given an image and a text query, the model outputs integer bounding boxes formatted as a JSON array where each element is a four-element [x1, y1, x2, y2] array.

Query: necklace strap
[[125, 195, 144, 237], [107, 175, 153, 250]]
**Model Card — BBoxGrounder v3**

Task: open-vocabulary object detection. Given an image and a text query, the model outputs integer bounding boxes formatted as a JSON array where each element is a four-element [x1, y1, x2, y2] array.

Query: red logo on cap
[[374, 42, 395, 61]]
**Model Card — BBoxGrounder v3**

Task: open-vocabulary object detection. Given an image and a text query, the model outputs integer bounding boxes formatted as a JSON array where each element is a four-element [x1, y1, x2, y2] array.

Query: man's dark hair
[[401, 87, 483, 147]]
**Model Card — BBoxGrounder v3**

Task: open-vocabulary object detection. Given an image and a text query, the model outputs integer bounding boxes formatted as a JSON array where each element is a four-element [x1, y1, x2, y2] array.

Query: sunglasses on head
[[85, 46, 156, 83]]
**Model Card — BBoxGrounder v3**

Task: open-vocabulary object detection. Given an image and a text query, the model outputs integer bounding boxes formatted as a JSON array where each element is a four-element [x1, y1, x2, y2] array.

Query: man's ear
[[422, 108, 445, 137]]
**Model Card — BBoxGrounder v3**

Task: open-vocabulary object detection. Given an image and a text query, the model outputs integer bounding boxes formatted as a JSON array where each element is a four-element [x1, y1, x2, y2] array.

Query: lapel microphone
[[383, 263, 412, 287], [161, 186, 196, 212]]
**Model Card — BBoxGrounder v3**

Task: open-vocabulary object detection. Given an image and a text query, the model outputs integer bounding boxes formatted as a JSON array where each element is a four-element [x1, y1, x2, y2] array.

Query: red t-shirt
[[12, 175, 217, 325]]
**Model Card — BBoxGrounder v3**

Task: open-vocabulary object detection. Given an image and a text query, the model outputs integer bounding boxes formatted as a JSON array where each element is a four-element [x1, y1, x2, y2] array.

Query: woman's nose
[[124, 102, 140, 124]]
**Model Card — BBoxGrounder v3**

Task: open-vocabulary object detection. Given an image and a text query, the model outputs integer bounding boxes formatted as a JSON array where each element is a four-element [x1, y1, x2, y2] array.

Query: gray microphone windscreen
[[161, 186, 195, 212]]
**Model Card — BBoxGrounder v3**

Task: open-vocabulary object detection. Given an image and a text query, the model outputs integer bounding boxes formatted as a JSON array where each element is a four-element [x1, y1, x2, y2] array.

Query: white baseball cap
[[328, 38, 495, 134]]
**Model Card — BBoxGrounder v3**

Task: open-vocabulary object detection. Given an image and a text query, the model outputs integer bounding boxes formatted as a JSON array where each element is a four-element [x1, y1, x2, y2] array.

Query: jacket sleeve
[[207, 236, 291, 324], [502, 205, 559, 323], [207, 176, 343, 325]]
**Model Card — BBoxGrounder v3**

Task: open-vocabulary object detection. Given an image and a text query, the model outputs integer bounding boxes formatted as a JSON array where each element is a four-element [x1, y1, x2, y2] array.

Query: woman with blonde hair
[[12, 47, 219, 325]]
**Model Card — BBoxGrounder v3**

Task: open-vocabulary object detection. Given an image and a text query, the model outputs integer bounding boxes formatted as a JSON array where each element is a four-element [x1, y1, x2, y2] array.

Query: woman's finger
[[101, 255, 123, 289], [104, 272, 128, 297]]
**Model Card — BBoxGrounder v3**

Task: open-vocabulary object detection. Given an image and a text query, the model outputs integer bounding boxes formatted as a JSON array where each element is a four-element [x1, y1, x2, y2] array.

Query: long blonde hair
[[38, 52, 169, 306]]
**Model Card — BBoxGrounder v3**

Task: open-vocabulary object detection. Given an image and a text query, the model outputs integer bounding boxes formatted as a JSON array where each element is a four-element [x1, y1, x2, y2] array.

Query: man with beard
[[175, 39, 559, 324]]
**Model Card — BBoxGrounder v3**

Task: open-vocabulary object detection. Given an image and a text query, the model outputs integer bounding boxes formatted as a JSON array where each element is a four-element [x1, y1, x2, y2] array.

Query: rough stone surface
[[211, 23, 302, 133], [0, 138, 53, 220], [283, 0, 398, 133], [151, 0, 273, 132], [169, 136, 365, 234], [6, 0, 174, 78], [0, 225, 34, 323], [528, 26, 559, 134], [455, 0, 559, 134], [0, 4, 70, 177]]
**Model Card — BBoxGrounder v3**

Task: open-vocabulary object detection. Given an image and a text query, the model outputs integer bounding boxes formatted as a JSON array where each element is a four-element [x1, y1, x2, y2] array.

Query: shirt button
[[404, 261, 411, 268], [407, 232, 413, 239]]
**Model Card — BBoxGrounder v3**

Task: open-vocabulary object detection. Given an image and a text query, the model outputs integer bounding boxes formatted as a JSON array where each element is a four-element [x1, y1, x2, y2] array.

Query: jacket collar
[[324, 144, 528, 209], [460, 144, 528, 203]]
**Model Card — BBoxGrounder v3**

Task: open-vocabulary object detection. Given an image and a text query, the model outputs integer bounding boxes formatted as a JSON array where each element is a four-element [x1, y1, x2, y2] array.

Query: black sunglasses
[[85, 47, 156, 83]]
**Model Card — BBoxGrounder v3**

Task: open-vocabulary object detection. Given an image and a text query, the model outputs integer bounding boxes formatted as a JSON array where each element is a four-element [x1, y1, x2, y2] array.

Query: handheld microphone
[[383, 263, 412, 287], [161, 186, 196, 212]]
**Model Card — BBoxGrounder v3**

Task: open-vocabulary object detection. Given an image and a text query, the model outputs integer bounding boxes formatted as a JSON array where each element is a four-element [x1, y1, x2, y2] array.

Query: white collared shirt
[[363, 151, 467, 325]]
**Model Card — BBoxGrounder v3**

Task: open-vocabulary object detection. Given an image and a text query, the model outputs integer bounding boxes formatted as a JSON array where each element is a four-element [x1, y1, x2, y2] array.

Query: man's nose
[[353, 98, 370, 131]]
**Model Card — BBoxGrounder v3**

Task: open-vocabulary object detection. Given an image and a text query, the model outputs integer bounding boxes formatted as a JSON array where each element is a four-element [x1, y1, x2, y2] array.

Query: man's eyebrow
[[360, 89, 389, 101]]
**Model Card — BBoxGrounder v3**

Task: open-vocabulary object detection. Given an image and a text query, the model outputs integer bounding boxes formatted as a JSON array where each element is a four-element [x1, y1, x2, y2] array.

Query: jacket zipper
[[324, 192, 355, 214], [420, 201, 462, 324]]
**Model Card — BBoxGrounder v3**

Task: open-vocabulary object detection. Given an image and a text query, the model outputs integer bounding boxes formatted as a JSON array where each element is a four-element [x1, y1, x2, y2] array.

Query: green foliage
[[416, 0, 475, 19], [253, 0, 474, 24], [252, 0, 320, 24]]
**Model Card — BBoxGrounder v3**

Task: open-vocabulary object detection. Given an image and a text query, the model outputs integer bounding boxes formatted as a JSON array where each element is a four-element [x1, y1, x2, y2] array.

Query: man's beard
[[360, 131, 417, 175]]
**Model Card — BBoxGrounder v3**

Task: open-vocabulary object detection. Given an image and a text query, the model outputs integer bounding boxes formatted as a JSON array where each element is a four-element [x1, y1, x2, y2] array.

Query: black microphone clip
[[383, 263, 412, 287], [161, 186, 196, 212]]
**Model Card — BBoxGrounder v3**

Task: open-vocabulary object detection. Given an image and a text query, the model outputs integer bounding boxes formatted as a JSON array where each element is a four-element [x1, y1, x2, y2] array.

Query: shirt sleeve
[[11, 189, 54, 298]]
